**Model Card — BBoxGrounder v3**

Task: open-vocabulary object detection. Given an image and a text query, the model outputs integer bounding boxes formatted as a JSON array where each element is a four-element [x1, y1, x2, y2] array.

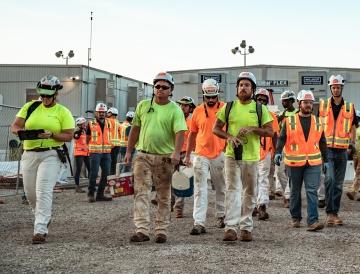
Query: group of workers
[[8, 70, 359, 244]]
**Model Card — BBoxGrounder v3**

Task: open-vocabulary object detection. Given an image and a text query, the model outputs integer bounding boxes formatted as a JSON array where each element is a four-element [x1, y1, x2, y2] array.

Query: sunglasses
[[154, 85, 171, 91], [40, 94, 54, 99], [256, 98, 268, 103], [204, 96, 218, 100]]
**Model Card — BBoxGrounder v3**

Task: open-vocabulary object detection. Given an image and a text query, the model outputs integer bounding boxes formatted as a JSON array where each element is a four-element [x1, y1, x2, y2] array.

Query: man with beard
[[275, 90, 328, 231], [86, 103, 113, 202], [319, 75, 358, 226], [184, 78, 226, 235], [213, 72, 273, 242]]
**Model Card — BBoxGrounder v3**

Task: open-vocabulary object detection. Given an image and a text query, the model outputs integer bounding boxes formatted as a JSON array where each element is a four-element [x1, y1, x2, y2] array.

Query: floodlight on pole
[[55, 50, 75, 65], [231, 40, 255, 67]]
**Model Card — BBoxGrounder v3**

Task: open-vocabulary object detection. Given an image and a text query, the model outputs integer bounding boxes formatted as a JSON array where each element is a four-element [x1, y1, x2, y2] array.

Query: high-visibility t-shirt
[[17, 101, 75, 150], [190, 102, 226, 159], [260, 111, 279, 160], [217, 100, 273, 161], [132, 99, 187, 154], [182, 115, 192, 153]]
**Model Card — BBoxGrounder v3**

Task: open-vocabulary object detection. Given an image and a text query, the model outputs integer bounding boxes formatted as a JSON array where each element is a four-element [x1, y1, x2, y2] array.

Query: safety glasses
[[40, 94, 54, 99], [154, 85, 171, 91], [204, 95, 218, 100]]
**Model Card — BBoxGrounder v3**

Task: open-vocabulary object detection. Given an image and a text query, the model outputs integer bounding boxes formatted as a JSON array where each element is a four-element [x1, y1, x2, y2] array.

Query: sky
[[1, 0, 360, 83]]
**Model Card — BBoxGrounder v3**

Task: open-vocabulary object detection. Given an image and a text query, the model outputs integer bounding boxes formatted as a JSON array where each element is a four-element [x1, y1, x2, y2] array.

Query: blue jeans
[[287, 165, 321, 225], [88, 153, 111, 196], [119, 147, 136, 173], [325, 148, 347, 214], [74, 155, 90, 185], [110, 146, 120, 175]]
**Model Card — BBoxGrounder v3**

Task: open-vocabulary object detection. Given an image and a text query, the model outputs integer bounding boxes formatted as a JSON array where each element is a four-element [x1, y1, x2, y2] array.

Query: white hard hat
[[153, 72, 175, 86], [37, 75, 63, 95], [126, 111, 135, 118], [75, 117, 87, 125], [202, 78, 219, 96], [328, 75, 345, 86], [255, 88, 270, 99], [237, 72, 257, 88], [107, 107, 118, 115], [297, 90, 315, 101], [95, 103, 107, 112], [280, 90, 296, 101], [177, 96, 196, 108]]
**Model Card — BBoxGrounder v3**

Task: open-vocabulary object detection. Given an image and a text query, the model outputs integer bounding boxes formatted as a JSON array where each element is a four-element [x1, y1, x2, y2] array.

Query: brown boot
[[75, 186, 85, 193], [216, 216, 225, 228], [269, 191, 276, 200], [155, 233, 167, 244], [346, 191, 356, 201], [223, 229, 237, 241], [283, 198, 290, 208], [252, 207, 258, 217], [333, 214, 343, 226], [326, 214, 336, 226], [239, 230, 252, 242], [32, 233, 46, 244], [307, 221, 324, 231], [258, 204, 269, 221], [289, 218, 301, 228], [175, 209, 183, 218], [130, 232, 150, 242]]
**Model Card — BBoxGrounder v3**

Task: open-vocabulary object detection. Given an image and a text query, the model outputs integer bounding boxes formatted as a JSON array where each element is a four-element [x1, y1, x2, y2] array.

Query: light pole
[[55, 50, 75, 65], [231, 40, 255, 66]]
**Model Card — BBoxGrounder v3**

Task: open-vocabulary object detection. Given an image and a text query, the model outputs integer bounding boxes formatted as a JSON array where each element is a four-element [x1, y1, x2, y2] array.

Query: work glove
[[274, 154, 282, 166], [323, 162, 330, 174]]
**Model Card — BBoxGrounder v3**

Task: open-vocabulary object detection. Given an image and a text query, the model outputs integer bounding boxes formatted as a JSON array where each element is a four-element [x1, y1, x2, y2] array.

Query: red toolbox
[[107, 172, 134, 197]]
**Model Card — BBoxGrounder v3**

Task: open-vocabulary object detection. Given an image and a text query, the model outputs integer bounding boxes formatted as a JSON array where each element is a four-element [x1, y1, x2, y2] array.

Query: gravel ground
[[1, 182, 360, 274]]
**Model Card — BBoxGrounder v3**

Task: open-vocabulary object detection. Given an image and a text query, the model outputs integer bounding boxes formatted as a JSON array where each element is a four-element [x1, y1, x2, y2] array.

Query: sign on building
[[257, 80, 288, 87], [301, 76, 324, 85], [200, 74, 222, 83]]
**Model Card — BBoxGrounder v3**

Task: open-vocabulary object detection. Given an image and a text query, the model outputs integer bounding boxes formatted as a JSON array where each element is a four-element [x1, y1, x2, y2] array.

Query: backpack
[[224, 100, 265, 148]]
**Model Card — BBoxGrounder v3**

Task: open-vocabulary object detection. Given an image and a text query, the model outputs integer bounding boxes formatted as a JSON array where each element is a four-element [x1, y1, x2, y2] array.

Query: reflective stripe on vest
[[319, 98, 353, 149], [74, 134, 89, 156], [284, 114, 322, 167], [109, 118, 121, 146], [88, 119, 112, 153], [119, 121, 131, 147]]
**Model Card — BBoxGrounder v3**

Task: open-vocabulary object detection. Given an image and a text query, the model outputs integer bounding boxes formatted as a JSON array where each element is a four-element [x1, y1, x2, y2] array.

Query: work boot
[[325, 214, 336, 226], [333, 214, 343, 226], [190, 225, 206, 235], [175, 209, 183, 218], [289, 218, 301, 228], [239, 230, 252, 242], [96, 193, 113, 202], [318, 199, 326, 208], [88, 194, 96, 203], [307, 221, 324, 232], [151, 199, 158, 206], [130, 232, 150, 242], [346, 191, 356, 201], [223, 229, 237, 241], [269, 191, 276, 200], [75, 186, 85, 193], [283, 198, 290, 208], [216, 216, 225, 228], [155, 234, 167, 244], [275, 190, 283, 197], [258, 204, 269, 221], [252, 207, 258, 217], [32, 233, 46, 244]]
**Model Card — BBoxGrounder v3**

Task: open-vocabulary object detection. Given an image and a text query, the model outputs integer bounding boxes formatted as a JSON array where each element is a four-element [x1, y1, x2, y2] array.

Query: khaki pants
[[133, 152, 174, 236]]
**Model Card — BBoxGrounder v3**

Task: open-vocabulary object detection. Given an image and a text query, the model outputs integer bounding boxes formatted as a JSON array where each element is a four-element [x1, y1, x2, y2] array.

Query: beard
[[301, 107, 312, 115], [238, 91, 252, 101], [206, 101, 216, 107]]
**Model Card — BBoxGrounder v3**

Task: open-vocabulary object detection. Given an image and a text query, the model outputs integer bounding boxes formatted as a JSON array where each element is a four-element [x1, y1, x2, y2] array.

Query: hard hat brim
[[37, 88, 56, 95]]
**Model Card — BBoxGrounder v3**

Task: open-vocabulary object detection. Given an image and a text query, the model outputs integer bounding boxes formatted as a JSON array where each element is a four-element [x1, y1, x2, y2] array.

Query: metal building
[[0, 64, 153, 120], [169, 65, 360, 111]]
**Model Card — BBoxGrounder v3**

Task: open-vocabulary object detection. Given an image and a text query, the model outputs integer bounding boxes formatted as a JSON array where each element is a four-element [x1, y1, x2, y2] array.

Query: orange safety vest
[[119, 121, 131, 147], [182, 116, 192, 153], [88, 119, 113, 153], [108, 117, 121, 146], [284, 114, 323, 167], [74, 133, 89, 156], [260, 112, 278, 160], [319, 98, 354, 149]]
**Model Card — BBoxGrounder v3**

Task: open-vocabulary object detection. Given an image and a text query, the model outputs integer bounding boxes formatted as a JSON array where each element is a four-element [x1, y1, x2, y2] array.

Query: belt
[[26, 147, 61, 152], [138, 150, 151, 154]]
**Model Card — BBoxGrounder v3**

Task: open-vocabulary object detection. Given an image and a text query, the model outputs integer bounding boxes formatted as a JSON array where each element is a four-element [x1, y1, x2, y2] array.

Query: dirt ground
[[1, 183, 360, 274]]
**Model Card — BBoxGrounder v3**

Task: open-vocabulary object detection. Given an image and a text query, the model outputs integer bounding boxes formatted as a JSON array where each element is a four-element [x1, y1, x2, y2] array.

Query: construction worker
[[346, 110, 360, 201], [184, 78, 226, 236], [253, 88, 279, 221], [275, 90, 297, 208], [106, 107, 121, 175], [125, 72, 187, 244], [319, 75, 358, 225], [275, 90, 328, 231], [119, 111, 135, 173], [73, 117, 90, 193], [173, 96, 196, 218], [86, 103, 113, 203], [213, 72, 273, 242]]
